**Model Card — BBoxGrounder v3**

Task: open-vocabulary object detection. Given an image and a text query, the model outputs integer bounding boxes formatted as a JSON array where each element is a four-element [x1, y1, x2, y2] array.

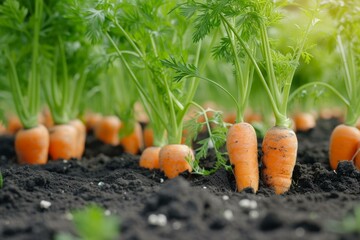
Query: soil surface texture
[[1, 118, 360, 240]]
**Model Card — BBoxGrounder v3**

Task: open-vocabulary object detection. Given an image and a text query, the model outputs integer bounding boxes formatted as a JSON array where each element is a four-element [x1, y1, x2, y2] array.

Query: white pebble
[[98, 181, 105, 187], [172, 221, 182, 230], [295, 227, 305, 237], [203, 186, 207, 189], [223, 210, 234, 220], [63, 160, 68, 163], [222, 195, 229, 201], [40, 200, 51, 209], [104, 210, 111, 216], [239, 199, 257, 209], [148, 214, 167, 227], [249, 210, 259, 219], [160, 178, 164, 183]]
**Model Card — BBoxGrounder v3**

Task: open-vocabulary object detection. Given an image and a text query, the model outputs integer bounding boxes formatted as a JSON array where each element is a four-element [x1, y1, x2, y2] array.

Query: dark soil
[[1, 118, 360, 240]]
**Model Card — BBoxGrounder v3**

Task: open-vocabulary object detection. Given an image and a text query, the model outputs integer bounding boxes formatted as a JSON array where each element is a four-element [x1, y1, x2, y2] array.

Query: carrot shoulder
[[69, 119, 86, 159], [94, 116, 121, 145], [49, 124, 77, 160], [329, 124, 360, 170], [159, 144, 194, 179], [262, 126, 298, 194], [139, 146, 161, 169], [226, 122, 259, 192], [15, 124, 49, 165], [120, 122, 143, 155]]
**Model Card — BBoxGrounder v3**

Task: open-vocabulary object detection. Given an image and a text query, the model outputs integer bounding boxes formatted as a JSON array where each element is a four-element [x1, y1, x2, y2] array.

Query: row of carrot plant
[[0, 0, 359, 194]]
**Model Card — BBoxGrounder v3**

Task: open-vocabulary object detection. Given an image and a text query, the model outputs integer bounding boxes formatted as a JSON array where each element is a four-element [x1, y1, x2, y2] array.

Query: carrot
[[329, 124, 360, 170], [143, 126, 154, 148], [120, 122, 143, 155], [139, 146, 161, 169], [293, 112, 316, 132], [49, 124, 78, 160], [15, 124, 49, 164], [159, 144, 194, 179], [85, 112, 102, 132], [226, 122, 259, 192], [94, 116, 121, 145], [42, 108, 54, 129], [7, 115, 23, 135], [69, 119, 86, 159], [262, 126, 298, 194], [353, 142, 360, 170], [224, 112, 237, 124]]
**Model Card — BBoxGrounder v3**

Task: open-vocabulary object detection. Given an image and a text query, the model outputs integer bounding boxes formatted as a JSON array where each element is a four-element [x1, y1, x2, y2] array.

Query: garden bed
[[1, 118, 360, 240]]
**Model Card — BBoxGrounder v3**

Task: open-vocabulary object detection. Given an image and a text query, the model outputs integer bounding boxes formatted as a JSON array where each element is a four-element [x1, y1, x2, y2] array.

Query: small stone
[[160, 178, 164, 183], [249, 210, 259, 219], [65, 212, 73, 220], [203, 186, 207, 189], [172, 221, 182, 230], [223, 210, 233, 220], [40, 200, 51, 209], [239, 199, 257, 209], [222, 195, 229, 201], [98, 182, 105, 187], [104, 210, 111, 216], [148, 214, 167, 227], [295, 227, 305, 237]]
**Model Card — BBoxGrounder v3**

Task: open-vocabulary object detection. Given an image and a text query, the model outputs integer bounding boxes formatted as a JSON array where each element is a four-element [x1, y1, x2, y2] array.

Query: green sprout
[[56, 204, 120, 240], [0, 171, 3, 189]]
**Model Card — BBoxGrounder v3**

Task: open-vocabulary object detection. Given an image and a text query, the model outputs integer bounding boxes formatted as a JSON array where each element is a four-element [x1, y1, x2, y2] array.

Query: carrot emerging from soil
[[85, 112, 102, 132], [262, 126, 298, 194], [159, 144, 194, 179], [226, 122, 259, 192], [69, 119, 86, 159], [15, 124, 49, 165], [94, 116, 121, 145], [143, 126, 154, 148], [329, 124, 360, 170], [139, 146, 161, 169], [49, 124, 78, 160], [293, 112, 316, 132], [120, 122, 143, 155]]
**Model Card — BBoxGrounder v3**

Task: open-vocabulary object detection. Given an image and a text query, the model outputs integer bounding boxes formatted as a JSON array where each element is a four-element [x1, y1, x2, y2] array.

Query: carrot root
[[262, 126, 298, 194], [226, 122, 259, 192], [139, 146, 161, 169], [15, 124, 49, 165], [159, 144, 194, 179], [94, 116, 121, 145], [69, 119, 86, 159], [120, 122, 143, 155], [49, 124, 78, 160]]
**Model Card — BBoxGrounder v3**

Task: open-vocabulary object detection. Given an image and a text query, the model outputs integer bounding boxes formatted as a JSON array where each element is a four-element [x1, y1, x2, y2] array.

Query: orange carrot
[[120, 122, 143, 155], [7, 115, 23, 134], [49, 124, 77, 160], [139, 146, 161, 169], [94, 116, 121, 145], [159, 144, 194, 179], [353, 142, 360, 170], [224, 112, 237, 124], [329, 124, 360, 170], [69, 119, 86, 159], [293, 112, 316, 132], [42, 108, 54, 129], [262, 126, 298, 194], [15, 124, 49, 165], [143, 126, 154, 148], [85, 112, 102, 132], [226, 122, 259, 192]]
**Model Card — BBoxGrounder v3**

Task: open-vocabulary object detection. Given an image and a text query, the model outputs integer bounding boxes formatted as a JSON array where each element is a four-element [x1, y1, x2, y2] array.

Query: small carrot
[[226, 122, 259, 192], [262, 126, 298, 194], [42, 108, 54, 129], [49, 124, 78, 160], [139, 146, 161, 169], [159, 144, 194, 179], [94, 115, 121, 145], [224, 112, 237, 124], [85, 112, 102, 132], [329, 124, 360, 170], [15, 124, 49, 165], [143, 126, 154, 148], [120, 122, 143, 155], [293, 112, 316, 132], [7, 115, 23, 135], [69, 119, 86, 159]]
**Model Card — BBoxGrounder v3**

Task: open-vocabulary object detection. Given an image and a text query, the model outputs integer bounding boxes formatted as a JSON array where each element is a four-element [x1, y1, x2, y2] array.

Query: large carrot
[[262, 126, 298, 194], [120, 122, 143, 155], [94, 116, 121, 145], [15, 124, 49, 164], [226, 122, 259, 192], [69, 119, 86, 159], [49, 124, 77, 160], [159, 144, 194, 179], [139, 146, 161, 169], [329, 124, 360, 170]]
